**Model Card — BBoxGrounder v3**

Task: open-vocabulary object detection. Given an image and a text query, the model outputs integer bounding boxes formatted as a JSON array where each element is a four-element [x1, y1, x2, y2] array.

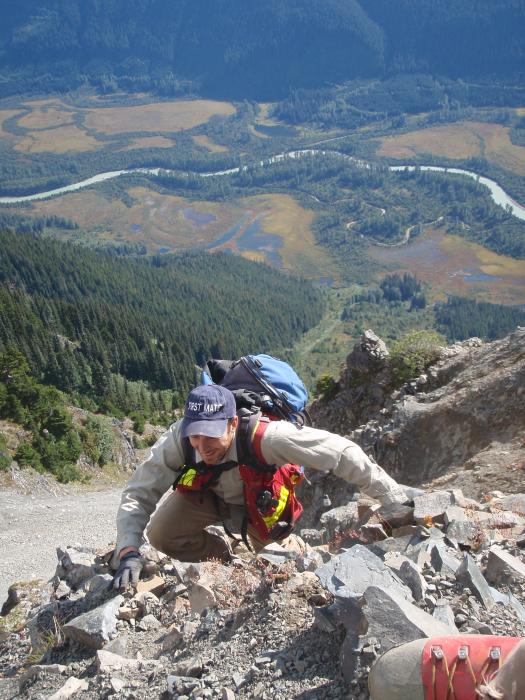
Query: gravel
[[0, 486, 121, 606]]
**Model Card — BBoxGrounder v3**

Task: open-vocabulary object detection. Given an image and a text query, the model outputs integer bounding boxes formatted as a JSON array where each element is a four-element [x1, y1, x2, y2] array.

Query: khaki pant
[[146, 490, 270, 562]]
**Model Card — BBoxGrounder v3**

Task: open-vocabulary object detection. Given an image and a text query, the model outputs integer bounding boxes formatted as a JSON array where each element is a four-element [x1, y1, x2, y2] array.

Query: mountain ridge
[[1, 0, 524, 99]]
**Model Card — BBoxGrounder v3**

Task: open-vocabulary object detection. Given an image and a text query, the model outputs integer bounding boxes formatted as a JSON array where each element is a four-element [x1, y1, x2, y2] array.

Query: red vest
[[176, 415, 304, 542]]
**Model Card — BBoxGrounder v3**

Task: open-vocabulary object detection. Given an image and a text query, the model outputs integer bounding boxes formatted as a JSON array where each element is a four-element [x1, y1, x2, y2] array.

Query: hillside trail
[[0, 480, 122, 607]]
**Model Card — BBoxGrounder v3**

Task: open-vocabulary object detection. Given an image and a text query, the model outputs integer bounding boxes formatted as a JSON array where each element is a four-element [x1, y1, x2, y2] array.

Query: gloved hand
[[112, 551, 144, 591]]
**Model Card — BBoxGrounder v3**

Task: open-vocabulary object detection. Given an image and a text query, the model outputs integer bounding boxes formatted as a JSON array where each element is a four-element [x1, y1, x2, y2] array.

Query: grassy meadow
[[376, 121, 525, 176], [0, 96, 235, 155]]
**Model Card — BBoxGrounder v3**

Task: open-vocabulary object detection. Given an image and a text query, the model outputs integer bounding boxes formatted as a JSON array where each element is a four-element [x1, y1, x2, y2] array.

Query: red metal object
[[421, 635, 522, 700]]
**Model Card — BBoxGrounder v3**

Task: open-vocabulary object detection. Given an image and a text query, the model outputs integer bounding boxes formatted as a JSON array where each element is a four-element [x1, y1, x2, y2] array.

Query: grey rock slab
[[136, 613, 161, 631], [294, 549, 324, 572], [377, 503, 414, 529], [171, 656, 204, 677], [429, 543, 461, 575], [319, 503, 359, 539], [104, 634, 129, 655], [444, 505, 469, 526], [258, 542, 297, 566], [383, 551, 413, 575], [54, 580, 71, 600], [47, 677, 89, 700], [188, 582, 216, 614], [161, 624, 184, 652], [18, 664, 68, 692], [315, 544, 413, 600], [489, 587, 525, 622], [96, 649, 140, 673], [299, 528, 326, 546], [413, 491, 455, 525], [457, 554, 494, 610], [84, 574, 113, 601], [486, 546, 525, 585], [432, 601, 458, 631], [57, 546, 96, 588], [110, 677, 126, 693], [360, 585, 457, 653], [63, 595, 123, 649], [167, 675, 201, 695], [491, 494, 525, 516], [398, 559, 427, 601], [360, 523, 389, 541], [445, 519, 486, 548]]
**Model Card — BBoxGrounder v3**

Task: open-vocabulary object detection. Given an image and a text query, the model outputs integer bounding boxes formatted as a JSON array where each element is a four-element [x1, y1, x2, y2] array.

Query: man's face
[[188, 416, 238, 466]]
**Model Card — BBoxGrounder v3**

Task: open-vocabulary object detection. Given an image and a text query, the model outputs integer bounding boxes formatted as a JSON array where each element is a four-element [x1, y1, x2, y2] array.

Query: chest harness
[[173, 408, 304, 549]]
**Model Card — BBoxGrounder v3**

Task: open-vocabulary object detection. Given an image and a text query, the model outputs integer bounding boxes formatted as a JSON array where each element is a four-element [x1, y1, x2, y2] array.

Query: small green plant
[[131, 412, 145, 435], [81, 415, 115, 466], [14, 442, 42, 470], [389, 329, 444, 387], [0, 434, 11, 471], [315, 374, 339, 402]]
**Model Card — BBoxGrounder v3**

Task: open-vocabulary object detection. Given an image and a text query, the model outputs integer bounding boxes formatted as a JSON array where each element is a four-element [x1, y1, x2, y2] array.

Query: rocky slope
[[1, 488, 525, 699], [310, 327, 525, 504], [1, 329, 525, 699]]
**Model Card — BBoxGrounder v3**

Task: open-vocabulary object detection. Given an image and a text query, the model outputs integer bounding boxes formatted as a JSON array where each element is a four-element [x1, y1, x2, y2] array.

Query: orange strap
[[421, 636, 521, 700]]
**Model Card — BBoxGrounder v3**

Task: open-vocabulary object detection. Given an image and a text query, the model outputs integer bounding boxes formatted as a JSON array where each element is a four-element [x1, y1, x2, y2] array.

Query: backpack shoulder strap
[[172, 437, 197, 489], [236, 408, 275, 472], [182, 436, 196, 468]]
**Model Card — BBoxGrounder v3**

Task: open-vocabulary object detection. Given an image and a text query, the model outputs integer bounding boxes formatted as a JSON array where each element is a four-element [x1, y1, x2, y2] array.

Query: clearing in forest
[[83, 100, 235, 134], [0, 97, 235, 155], [369, 226, 525, 306], [376, 121, 525, 176], [14, 125, 102, 154]]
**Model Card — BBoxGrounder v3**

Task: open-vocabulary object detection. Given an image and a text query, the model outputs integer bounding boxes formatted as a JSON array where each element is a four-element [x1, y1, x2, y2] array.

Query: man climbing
[[112, 383, 407, 590]]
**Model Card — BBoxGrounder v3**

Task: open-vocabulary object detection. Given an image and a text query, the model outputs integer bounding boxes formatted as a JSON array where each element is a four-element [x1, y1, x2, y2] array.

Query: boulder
[[315, 544, 412, 600], [485, 546, 525, 585], [360, 586, 457, 653], [457, 555, 494, 610], [63, 595, 123, 649], [413, 491, 455, 525], [319, 503, 359, 540]]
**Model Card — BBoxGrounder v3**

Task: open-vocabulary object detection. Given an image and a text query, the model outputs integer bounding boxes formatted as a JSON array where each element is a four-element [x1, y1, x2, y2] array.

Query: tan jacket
[[116, 419, 406, 553]]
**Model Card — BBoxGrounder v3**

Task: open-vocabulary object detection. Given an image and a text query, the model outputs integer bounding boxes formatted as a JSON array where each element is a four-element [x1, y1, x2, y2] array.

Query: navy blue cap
[[181, 384, 236, 438]]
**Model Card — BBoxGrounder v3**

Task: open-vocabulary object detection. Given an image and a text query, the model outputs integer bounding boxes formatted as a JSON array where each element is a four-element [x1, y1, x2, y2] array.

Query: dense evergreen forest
[[0, 229, 324, 414], [435, 296, 525, 342], [1, 0, 524, 99]]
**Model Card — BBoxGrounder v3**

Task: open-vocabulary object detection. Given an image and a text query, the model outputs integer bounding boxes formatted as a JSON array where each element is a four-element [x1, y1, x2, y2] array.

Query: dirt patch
[[84, 100, 235, 135]]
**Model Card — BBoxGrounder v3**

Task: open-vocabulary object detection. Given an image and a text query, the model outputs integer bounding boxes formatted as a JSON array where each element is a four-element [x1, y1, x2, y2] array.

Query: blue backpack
[[202, 354, 310, 426]]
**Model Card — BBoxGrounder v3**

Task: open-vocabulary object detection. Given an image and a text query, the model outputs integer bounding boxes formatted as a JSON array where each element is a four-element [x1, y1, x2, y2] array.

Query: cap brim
[[181, 418, 228, 438]]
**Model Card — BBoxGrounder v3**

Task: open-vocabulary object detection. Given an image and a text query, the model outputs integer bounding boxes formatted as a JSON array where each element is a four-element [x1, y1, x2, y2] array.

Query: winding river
[[1, 150, 524, 222]]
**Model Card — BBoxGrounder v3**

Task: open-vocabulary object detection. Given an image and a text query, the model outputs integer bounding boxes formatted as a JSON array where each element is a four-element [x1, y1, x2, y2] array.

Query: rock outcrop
[[310, 327, 525, 500]]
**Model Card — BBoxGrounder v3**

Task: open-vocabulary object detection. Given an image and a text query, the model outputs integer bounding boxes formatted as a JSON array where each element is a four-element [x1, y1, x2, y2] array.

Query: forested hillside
[[0, 229, 324, 413], [1, 0, 523, 99]]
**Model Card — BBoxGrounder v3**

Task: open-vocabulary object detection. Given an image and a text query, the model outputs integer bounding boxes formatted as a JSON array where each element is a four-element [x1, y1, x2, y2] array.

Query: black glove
[[112, 551, 144, 591]]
